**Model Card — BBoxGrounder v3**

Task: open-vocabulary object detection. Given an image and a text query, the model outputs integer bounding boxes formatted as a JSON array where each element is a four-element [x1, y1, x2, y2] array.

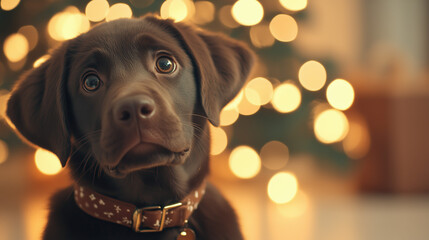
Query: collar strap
[[74, 182, 206, 233]]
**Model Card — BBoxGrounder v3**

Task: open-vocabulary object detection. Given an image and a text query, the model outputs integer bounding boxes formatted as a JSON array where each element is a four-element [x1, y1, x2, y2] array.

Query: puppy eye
[[155, 56, 176, 74], [83, 74, 101, 92]]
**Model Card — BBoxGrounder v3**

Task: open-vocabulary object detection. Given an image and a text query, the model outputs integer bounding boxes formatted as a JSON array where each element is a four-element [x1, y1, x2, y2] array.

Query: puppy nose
[[113, 96, 156, 124]]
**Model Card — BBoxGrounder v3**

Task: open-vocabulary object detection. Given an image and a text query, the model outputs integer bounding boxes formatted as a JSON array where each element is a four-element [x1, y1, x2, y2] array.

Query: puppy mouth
[[104, 142, 190, 178]]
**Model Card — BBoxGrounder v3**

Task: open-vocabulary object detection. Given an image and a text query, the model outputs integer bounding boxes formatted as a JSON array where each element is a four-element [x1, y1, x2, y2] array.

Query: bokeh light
[[106, 3, 133, 22], [231, 0, 264, 26], [269, 14, 298, 42], [343, 117, 370, 159], [85, 0, 109, 22], [229, 145, 261, 179], [160, 0, 195, 22], [326, 79, 355, 110], [279, 0, 308, 12], [220, 107, 240, 126], [298, 60, 327, 91], [271, 82, 301, 113], [33, 55, 50, 68], [17, 25, 38, 50], [3, 33, 29, 62], [260, 141, 289, 170], [0, 139, 8, 164], [48, 6, 90, 41], [1, 0, 20, 11], [218, 5, 239, 28], [245, 77, 274, 106], [34, 148, 62, 175], [267, 172, 298, 204], [210, 125, 228, 155], [192, 1, 215, 25], [314, 109, 349, 144], [238, 92, 260, 115], [250, 22, 275, 48]]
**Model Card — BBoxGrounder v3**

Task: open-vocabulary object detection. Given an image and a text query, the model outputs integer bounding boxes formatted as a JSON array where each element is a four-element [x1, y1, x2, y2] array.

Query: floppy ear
[[145, 16, 255, 126], [6, 42, 72, 166]]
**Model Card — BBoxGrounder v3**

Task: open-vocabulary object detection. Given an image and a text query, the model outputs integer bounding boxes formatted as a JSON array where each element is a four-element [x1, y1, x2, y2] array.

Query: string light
[[279, 0, 307, 12], [269, 14, 298, 42], [229, 145, 261, 179], [314, 109, 349, 144], [106, 3, 133, 22], [231, 0, 264, 26], [267, 172, 298, 204], [220, 108, 239, 126], [298, 60, 327, 91], [271, 82, 301, 113], [250, 22, 275, 48], [34, 149, 62, 175], [3, 33, 29, 62], [343, 117, 370, 159], [326, 79, 355, 110]]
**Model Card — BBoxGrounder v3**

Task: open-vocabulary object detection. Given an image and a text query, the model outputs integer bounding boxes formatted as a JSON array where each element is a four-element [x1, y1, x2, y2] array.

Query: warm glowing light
[[3, 33, 29, 62], [0, 90, 10, 119], [218, 5, 239, 28], [85, 0, 109, 22], [33, 55, 50, 68], [231, 0, 264, 26], [272, 82, 301, 113], [192, 1, 215, 25], [343, 117, 370, 159], [250, 22, 275, 48], [229, 145, 261, 179], [298, 60, 327, 91], [160, 0, 195, 22], [269, 14, 298, 42], [48, 7, 90, 41], [1, 0, 20, 11], [260, 141, 289, 170], [276, 190, 309, 218], [238, 93, 260, 115], [279, 0, 307, 12], [245, 77, 274, 105], [268, 172, 298, 204], [34, 149, 62, 175], [0, 139, 8, 164], [220, 107, 240, 126], [314, 109, 349, 144], [18, 25, 38, 50], [210, 125, 228, 155], [106, 3, 133, 22], [326, 79, 355, 111]]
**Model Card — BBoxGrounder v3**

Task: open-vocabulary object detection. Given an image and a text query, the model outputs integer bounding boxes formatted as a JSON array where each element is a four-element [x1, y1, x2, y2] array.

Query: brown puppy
[[6, 15, 254, 240]]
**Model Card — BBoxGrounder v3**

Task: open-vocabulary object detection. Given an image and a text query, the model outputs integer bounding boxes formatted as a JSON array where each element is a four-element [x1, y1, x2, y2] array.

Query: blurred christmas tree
[[0, 0, 364, 192]]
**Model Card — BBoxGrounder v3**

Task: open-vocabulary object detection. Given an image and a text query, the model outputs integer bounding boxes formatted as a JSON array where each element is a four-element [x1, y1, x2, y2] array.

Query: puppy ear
[[145, 16, 255, 126], [7, 42, 72, 166]]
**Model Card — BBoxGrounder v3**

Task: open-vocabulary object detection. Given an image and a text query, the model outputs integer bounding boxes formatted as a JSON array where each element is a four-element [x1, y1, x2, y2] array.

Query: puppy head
[[6, 16, 254, 178]]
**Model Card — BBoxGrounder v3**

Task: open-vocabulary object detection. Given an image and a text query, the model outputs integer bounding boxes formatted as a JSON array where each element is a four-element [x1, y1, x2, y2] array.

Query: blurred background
[[0, 0, 429, 239]]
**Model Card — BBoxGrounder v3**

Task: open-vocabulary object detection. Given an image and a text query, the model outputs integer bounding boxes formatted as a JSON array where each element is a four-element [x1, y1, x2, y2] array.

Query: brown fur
[[6, 15, 254, 240]]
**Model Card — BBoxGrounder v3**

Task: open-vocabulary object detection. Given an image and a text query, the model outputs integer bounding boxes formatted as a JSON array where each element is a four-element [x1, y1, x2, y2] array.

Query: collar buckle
[[132, 202, 183, 232]]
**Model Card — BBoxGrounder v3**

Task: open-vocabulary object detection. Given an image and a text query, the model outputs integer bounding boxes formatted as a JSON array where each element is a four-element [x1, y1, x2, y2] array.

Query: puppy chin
[[103, 143, 190, 178]]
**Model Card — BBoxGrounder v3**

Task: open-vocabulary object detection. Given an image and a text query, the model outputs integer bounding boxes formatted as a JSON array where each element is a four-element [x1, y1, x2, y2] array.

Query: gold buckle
[[132, 202, 183, 232]]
